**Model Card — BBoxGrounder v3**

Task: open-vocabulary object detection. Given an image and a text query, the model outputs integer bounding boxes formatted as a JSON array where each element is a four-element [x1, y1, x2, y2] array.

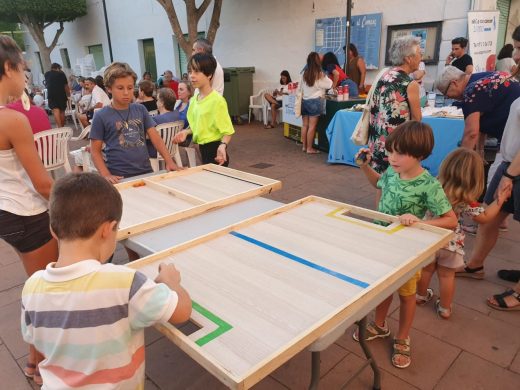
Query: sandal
[[435, 299, 452, 319], [497, 269, 520, 283], [33, 367, 43, 386], [306, 149, 321, 154], [352, 320, 390, 342], [455, 264, 484, 279], [392, 338, 411, 369], [264, 124, 274, 129], [487, 289, 520, 311], [416, 288, 433, 305], [24, 362, 36, 378]]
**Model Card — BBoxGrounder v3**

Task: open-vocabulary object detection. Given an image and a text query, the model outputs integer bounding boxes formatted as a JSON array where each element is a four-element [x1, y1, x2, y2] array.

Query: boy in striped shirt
[[21, 173, 191, 389]]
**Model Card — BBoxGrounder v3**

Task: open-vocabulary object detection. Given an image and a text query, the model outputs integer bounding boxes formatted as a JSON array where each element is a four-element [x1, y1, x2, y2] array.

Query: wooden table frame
[[115, 164, 281, 240], [127, 196, 453, 389]]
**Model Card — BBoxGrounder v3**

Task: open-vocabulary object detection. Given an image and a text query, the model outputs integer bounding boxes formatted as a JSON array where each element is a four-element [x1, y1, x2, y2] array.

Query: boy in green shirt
[[174, 53, 234, 166], [354, 121, 457, 369]]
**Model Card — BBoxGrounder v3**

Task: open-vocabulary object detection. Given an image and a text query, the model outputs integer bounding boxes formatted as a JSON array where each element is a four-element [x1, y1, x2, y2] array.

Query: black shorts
[[484, 161, 520, 222], [199, 141, 230, 166], [0, 210, 53, 253], [48, 99, 66, 110]]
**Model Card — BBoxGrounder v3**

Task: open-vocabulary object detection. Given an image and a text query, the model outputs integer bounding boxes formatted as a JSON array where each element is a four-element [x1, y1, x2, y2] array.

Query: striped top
[[21, 260, 178, 389]]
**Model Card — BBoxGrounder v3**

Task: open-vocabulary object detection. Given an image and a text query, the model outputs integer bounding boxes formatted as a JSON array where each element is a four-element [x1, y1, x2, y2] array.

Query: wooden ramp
[[127, 196, 453, 389], [115, 164, 281, 240]]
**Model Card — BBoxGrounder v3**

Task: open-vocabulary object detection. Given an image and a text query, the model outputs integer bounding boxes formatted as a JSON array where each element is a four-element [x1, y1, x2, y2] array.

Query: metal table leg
[[308, 351, 321, 390]]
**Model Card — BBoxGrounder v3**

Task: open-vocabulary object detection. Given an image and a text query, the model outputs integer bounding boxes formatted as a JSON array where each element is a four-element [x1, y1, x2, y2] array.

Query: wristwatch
[[503, 170, 517, 180], [220, 141, 228, 147]]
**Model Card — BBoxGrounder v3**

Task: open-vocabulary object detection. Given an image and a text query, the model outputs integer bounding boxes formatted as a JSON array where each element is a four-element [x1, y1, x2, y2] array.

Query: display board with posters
[[315, 13, 383, 69], [385, 21, 443, 65], [468, 11, 500, 72]]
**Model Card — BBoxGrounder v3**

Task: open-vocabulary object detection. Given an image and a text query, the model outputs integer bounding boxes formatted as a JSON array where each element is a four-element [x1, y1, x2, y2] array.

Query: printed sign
[[468, 11, 500, 72]]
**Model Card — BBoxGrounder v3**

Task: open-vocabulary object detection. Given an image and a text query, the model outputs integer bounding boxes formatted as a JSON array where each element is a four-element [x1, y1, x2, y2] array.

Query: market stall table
[[326, 110, 464, 176]]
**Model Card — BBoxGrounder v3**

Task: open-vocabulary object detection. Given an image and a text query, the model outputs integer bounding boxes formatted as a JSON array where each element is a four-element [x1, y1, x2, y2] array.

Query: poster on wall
[[468, 11, 500, 72], [315, 13, 382, 69], [385, 22, 442, 65]]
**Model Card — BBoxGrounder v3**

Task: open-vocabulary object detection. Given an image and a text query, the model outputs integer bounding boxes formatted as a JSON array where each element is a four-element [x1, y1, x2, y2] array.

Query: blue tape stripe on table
[[325, 111, 464, 176]]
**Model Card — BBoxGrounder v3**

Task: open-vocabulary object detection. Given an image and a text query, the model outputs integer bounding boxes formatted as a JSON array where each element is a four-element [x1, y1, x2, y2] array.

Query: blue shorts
[[484, 161, 520, 222], [302, 98, 322, 117]]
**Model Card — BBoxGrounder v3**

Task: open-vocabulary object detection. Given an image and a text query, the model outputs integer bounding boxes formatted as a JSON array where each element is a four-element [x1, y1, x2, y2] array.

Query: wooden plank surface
[[115, 165, 281, 240], [128, 196, 453, 389]]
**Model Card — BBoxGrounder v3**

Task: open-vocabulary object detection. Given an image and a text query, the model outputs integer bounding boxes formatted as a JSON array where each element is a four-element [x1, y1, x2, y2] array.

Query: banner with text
[[468, 11, 500, 72]]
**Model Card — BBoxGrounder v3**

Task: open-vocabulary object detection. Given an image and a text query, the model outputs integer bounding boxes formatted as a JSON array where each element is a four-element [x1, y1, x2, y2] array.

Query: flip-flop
[[306, 150, 321, 154], [24, 362, 36, 378], [34, 368, 43, 386], [264, 124, 274, 129]]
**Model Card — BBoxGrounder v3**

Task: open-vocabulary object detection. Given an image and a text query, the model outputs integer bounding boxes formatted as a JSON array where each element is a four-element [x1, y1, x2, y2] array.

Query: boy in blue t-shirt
[[90, 62, 179, 184], [354, 121, 457, 369]]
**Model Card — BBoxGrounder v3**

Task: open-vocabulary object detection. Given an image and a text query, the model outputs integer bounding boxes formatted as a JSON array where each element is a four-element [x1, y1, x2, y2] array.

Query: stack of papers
[[422, 106, 464, 118]]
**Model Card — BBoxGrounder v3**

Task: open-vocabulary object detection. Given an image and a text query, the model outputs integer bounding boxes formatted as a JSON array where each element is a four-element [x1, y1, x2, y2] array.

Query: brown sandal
[[392, 338, 411, 369]]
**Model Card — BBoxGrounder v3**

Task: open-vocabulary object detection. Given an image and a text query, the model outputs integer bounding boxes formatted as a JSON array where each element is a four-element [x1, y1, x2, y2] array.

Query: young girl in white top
[[300, 52, 332, 154], [416, 148, 509, 319], [0, 34, 58, 386]]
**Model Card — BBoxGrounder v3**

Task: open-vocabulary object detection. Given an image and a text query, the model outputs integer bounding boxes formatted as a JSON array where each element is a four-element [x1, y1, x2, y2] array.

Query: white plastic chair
[[71, 124, 91, 141], [149, 121, 184, 172], [65, 97, 78, 130], [34, 127, 72, 177], [148, 109, 158, 117], [263, 89, 283, 126], [248, 88, 269, 123]]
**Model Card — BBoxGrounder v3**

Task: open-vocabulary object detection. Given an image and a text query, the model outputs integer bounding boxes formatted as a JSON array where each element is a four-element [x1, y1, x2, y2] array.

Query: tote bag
[[351, 67, 389, 146]]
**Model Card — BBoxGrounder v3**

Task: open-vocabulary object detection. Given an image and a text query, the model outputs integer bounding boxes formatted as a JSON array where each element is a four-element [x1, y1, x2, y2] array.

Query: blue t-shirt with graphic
[[90, 103, 155, 177]]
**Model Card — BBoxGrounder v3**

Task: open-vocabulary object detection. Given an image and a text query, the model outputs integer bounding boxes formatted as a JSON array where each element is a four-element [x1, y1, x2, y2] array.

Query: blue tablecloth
[[326, 111, 464, 176]]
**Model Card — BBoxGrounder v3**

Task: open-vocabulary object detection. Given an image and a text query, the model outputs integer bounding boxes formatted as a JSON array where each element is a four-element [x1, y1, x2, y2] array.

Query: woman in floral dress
[[368, 36, 423, 173]]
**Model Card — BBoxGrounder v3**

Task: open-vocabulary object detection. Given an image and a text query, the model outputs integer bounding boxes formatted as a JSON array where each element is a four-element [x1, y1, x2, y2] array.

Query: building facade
[[23, 0, 508, 93]]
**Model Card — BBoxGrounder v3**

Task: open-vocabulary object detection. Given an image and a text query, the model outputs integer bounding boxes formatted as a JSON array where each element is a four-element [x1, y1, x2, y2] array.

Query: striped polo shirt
[[21, 260, 178, 389]]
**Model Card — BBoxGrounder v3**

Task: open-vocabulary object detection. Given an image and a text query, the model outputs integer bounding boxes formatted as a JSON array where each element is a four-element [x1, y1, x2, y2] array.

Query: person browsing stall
[[89, 62, 179, 184], [21, 173, 192, 389], [174, 53, 234, 166]]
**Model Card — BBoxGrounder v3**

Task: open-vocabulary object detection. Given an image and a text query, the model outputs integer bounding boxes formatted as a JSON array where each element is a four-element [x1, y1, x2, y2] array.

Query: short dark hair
[[51, 63, 62, 70], [104, 62, 137, 88], [349, 43, 359, 57], [50, 173, 123, 240], [194, 38, 213, 55], [385, 121, 434, 160], [0, 35, 24, 80], [85, 77, 96, 84], [497, 43, 514, 60], [138, 79, 155, 97], [280, 70, 292, 85], [513, 25, 520, 41], [451, 37, 468, 48], [157, 87, 176, 111], [188, 53, 216, 79]]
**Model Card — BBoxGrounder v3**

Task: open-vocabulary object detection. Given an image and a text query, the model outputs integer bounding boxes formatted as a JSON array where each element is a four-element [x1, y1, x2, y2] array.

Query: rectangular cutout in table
[[127, 196, 453, 389], [115, 164, 281, 240]]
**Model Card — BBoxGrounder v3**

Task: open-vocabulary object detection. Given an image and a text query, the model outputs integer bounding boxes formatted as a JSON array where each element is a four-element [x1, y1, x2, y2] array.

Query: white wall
[[24, 0, 490, 92]]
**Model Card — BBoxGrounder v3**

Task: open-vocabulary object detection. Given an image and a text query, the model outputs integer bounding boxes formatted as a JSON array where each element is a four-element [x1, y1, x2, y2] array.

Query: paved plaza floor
[[1, 121, 519, 389]]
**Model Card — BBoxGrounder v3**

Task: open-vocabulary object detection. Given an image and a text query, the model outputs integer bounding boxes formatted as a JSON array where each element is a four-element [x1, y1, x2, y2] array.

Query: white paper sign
[[468, 11, 500, 72]]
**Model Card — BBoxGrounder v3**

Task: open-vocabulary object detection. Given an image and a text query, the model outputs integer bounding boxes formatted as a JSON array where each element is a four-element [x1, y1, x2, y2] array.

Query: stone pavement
[[1, 121, 519, 389]]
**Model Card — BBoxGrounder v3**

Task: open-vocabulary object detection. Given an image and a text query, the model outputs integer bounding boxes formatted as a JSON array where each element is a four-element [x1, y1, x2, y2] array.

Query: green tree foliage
[[0, 0, 87, 71]]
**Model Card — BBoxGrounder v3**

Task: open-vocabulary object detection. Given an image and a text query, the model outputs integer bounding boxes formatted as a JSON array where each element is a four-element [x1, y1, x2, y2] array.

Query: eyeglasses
[[441, 80, 453, 96]]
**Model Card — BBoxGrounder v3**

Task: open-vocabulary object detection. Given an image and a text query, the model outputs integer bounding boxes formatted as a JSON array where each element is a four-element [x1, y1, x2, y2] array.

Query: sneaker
[[352, 320, 390, 342]]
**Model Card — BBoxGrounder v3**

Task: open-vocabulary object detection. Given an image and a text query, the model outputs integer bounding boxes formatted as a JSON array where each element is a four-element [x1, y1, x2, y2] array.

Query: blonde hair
[[103, 62, 137, 88], [438, 148, 484, 207]]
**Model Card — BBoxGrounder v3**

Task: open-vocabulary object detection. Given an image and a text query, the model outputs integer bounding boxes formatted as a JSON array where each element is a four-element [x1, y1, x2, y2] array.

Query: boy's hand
[[398, 214, 420, 226], [355, 148, 372, 166], [215, 144, 227, 165], [103, 173, 123, 184], [155, 263, 181, 287], [173, 130, 188, 144], [165, 161, 181, 171]]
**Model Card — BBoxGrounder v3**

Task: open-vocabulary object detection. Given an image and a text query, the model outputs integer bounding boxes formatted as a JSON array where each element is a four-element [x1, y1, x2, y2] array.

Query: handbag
[[351, 67, 389, 145], [294, 78, 303, 118]]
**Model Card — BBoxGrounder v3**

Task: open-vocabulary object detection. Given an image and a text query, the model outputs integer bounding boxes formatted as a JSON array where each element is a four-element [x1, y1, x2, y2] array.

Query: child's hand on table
[[398, 214, 420, 226]]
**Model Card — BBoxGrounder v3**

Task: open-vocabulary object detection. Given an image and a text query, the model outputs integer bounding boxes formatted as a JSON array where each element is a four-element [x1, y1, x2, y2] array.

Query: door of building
[[142, 39, 158, 81]]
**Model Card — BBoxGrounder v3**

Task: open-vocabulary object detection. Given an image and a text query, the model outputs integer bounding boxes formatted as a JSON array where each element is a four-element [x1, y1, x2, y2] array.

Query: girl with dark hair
[[496, 43, 516, 74], [0, 34, 58, 386], [301, 52, 332, 154], [263, 70, 292, 128], [347, 43, 367, 93], [322, 51, 359, 97]]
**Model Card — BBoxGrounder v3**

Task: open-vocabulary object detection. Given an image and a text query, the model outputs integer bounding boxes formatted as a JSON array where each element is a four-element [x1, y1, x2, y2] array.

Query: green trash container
[[223, 67, 255, 117]]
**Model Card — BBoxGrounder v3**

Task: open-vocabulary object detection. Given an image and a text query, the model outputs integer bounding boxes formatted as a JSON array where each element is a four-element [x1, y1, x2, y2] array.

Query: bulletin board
[[385, 21, 443, 65]]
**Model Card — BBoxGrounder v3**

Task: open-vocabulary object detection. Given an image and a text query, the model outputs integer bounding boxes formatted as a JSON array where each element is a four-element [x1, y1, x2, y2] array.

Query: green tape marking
[[192, 300, 233, 346]]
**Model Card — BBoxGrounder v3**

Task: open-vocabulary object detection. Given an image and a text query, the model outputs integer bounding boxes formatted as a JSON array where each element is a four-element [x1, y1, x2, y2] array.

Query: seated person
[[158, 70, 179, 98], [21, 173, 192, 389], [78, 77, 111, 127], [263, 70, 291, 129], [148, 88, 181, 158], [322, 51, 359, 97], [137, 80, 157, 112]]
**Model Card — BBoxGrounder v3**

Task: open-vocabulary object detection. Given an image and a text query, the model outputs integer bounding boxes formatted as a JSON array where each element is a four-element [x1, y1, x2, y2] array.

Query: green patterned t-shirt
[[377, 167, 452, 218]]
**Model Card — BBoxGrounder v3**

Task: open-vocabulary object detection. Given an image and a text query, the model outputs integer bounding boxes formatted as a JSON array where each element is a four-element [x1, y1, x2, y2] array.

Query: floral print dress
[[368, 68, 412, 173]]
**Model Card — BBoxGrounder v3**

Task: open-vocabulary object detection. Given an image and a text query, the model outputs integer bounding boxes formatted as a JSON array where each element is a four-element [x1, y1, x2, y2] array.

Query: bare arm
[[90, 139, 122, 183], [358, 58, 367, 89], [406, 81, 422, 121], [155, 263, 192, 324], [331, 70, 340, 89], [215, 134, 232, 165], [461, 112, 480, 149], [465, 64, 474, 75], [147, 127, 179, 171], [399, 209, 458, 230], [356, 149, 381, 188], [4, 111, 53, 199]]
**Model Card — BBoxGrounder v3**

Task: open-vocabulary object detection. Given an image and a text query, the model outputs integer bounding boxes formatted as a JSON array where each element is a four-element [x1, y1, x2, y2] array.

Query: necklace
[[111, 104, 131, 129]]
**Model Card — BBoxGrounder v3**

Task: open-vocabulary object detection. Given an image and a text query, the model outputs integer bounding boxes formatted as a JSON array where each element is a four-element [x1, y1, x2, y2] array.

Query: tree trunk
[[155, 0, 223, 58]]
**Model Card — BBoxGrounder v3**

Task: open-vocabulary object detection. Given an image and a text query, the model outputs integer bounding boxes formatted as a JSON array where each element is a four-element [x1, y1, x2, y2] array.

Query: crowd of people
[[0, 19, 520, 388]]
